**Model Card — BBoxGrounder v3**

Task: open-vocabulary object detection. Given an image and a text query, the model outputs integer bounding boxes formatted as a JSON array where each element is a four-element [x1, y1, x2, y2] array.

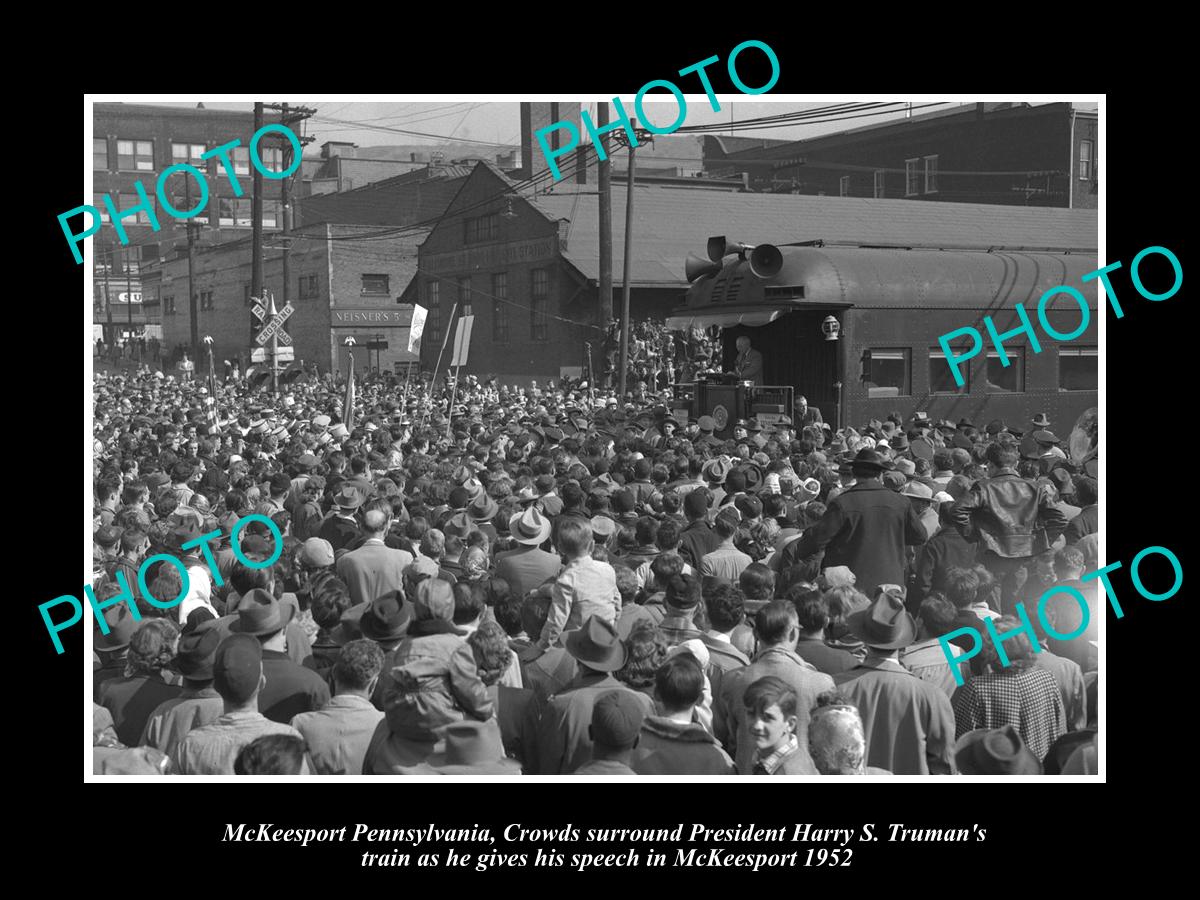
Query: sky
[[141, 98, 1100, 155]]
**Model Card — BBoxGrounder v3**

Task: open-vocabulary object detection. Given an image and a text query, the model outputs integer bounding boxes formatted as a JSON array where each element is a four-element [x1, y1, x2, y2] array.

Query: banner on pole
[[449, 315, 474, 368], [408, 304, 427, 353]]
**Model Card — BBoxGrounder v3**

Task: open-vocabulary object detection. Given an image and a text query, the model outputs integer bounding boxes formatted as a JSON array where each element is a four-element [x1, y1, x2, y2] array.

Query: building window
[[258, 146, 283, 174], [530, 268, 549, 342], [219, 198, 252, 227], [1059, 346, 1098, 391], [873, 170, 884, 198], [464, 213, 499, 244], [93, 193, 110, 222], [263, 199, 281, 229], [985, 348, 1025, 393], [492, 272, 509, 342], [456, 276, 472, 317], [924, 155, 938, 194], [117, 139, 154, 172], [1079, 140, 1093, 181], [163, 296, 175, 316], [299, 274, 318, 300], [929, 347, 970, 393], [233, 146, 251, 176], [94, 138, 109, 171], [199, 291, 214, 311], [905, 159, 920, 196], [427, 281, 441, 343], [839, 176, 850, 197], [171, 143, 206, 168], [362, 274, 390, 295], [115, 192, 153, 225], [863, 348, 910, 397]]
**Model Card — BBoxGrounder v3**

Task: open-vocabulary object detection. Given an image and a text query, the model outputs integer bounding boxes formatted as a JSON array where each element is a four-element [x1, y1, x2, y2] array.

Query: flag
[[408, 304, 427, 353], [342, 350, 356, 432]]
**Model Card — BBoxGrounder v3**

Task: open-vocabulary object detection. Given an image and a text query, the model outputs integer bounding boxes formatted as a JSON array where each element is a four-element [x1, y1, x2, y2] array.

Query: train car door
[[723, 310, 840, 422]]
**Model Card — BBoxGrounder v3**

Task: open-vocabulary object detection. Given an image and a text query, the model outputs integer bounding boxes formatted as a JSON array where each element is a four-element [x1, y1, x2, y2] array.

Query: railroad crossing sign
[[254, 298, 295, 346]]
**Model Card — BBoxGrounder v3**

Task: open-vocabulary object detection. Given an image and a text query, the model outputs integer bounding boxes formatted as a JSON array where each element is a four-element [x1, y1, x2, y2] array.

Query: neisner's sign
[[331, 308, 413, 326]]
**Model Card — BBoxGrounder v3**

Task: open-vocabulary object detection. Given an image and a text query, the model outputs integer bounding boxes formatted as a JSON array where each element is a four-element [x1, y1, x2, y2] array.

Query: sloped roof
[[532, 186, 1097, 286]]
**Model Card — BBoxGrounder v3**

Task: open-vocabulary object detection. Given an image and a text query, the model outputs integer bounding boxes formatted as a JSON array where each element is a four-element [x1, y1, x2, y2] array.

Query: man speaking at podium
[[734, 336, 764, 385]]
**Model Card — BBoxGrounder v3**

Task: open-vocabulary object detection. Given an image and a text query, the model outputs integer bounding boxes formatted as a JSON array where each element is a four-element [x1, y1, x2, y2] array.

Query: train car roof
[[666, 245, 1099, 330], [533, 186, 1097, 287]]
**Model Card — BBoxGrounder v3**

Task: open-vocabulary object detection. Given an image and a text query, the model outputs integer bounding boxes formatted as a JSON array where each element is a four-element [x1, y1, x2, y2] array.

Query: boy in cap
[[172, 634, 308, 775]]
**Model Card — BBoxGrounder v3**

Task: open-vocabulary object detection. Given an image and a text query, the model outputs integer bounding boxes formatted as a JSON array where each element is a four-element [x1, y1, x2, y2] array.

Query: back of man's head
[[654, 654, 705, 714], [332, 639, 384, 692], [755, 600, 799, 647], [985, 442, 1019, 470], [945, 567, 980, 609], [808, 692, 866, 775]]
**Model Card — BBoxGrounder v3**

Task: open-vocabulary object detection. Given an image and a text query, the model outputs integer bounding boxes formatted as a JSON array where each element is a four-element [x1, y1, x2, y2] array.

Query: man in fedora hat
[[495, 507, 561, 601], [140, 621, 225, 759], [527, 616, 655, 774], [337, 499, 414, 608], [833, 590, 955, 775], [399, 719, 521, 776], [234, 588, 330, 724], [319, 484, 364, 555], [93, 600, 140, 701], [792, 448, 928, 597], [954, 725, 1042, 775], [172, 634, 309, 775]]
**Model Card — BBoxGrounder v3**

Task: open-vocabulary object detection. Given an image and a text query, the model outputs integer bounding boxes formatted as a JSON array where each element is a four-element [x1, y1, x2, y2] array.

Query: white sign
[[408, 304, 427, 353]]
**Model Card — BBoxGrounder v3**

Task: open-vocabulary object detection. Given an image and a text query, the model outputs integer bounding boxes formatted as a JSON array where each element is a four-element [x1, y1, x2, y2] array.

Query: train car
[[667, 238, 1099, 434]]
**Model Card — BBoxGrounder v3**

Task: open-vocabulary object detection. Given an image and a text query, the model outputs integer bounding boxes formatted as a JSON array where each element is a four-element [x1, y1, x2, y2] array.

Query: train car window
[[984, 348, 1025, 393], [1059, 346, 1098, 391], [864, 349, 911, 397], [929, 348, 970, 393]]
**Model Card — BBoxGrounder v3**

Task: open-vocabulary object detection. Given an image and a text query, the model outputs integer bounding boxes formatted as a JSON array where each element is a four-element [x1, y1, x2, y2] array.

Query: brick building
[[703, 102, 1098, 209], [154, 166, 468, 375], [91, 102, 288, 343]]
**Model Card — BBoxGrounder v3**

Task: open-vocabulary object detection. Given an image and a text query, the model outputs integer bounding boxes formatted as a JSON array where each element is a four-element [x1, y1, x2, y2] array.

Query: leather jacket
[[948, 469, 1069, 558]]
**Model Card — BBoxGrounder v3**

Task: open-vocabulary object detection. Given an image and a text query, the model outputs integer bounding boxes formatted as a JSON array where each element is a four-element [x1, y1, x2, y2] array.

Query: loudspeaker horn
[[706, 235, 755, 262], [749, 243, 783, 279], [686, 252, 723, 282]]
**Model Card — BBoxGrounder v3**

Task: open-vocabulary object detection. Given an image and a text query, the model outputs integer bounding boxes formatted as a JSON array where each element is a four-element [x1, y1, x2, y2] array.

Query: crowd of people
[[90, 367, 1099, 776]]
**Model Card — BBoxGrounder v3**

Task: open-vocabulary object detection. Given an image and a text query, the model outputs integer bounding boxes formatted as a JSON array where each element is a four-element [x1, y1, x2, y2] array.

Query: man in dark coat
[[525, 616, 654, 774], [791, 449, 928, 597]]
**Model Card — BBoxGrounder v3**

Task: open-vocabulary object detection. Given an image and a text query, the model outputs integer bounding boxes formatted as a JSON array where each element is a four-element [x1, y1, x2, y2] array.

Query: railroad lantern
[[822, 316, 841, 341]]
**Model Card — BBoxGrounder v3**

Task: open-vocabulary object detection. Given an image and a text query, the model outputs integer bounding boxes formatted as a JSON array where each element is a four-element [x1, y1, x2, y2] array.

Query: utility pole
[[103, 248, 113, 347], [598, 102, 613, 327], [262, 102, 316, 356], [251, 101, 264, 370], [280, 101, 292, 336], [125, 248, 134, 361], [617, 125, 640, 400], [185, 175, 199, 362]]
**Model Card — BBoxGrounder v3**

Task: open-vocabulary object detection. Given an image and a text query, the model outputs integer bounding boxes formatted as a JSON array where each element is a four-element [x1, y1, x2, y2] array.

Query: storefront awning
[[665, 307, 787, 331]]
